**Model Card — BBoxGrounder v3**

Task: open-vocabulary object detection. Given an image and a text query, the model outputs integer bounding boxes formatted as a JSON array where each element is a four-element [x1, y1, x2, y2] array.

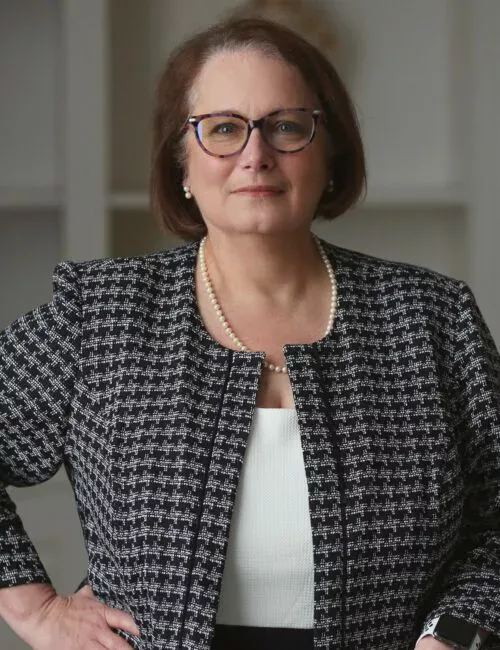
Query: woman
[[0, 16, 499, 650]]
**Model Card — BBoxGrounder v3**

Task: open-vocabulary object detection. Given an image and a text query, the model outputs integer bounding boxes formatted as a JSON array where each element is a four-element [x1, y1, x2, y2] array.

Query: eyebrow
[[220, 107, 284, 114], [195, 106, 313, 117]]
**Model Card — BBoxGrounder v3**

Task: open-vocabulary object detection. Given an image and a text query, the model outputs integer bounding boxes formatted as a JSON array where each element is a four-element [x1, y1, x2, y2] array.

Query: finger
[[98, 633, 138, 650], [103, 606, 140, 637]]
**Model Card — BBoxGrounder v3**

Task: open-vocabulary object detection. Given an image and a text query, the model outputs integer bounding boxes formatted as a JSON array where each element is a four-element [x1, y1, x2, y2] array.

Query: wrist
[[0, 582, 57, 626], [416, 639, 457, 649], [417, 615, 489, 650]]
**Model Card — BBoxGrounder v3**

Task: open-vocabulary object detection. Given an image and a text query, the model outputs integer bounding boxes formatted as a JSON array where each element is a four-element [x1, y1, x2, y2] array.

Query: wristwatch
[[417, 614, 489, 649]]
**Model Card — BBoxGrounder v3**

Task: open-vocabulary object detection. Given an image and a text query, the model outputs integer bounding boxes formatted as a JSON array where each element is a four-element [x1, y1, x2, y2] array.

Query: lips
[[235, 185, 284, 194]]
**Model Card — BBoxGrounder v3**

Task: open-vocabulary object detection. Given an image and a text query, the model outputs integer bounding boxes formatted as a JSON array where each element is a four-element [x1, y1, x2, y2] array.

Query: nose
[[238, 126, 275, 171]]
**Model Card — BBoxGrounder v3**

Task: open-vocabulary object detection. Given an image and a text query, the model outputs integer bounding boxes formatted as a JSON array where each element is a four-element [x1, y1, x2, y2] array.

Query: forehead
[[189, 49, 316, 115]]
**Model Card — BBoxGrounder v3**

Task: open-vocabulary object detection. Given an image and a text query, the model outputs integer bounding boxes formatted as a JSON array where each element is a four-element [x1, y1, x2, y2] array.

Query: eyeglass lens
[[196, 110, 315, 156]]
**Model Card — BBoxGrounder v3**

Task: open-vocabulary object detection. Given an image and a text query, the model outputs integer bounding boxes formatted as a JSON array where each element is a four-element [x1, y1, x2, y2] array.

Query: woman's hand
[[415, 637, 453, 649], [19, 584, 139, 649]]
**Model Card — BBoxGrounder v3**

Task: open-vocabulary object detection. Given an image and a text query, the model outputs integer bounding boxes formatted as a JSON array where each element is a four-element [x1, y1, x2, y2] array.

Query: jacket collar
[[172, 235, 345, 363]]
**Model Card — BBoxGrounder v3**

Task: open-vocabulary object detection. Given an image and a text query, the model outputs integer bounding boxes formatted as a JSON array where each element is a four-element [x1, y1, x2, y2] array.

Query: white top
[[215, 407, 315, 629]]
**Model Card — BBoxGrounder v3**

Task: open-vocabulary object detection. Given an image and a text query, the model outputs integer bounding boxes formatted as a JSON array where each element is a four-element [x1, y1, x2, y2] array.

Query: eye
[[213, 122, 238, 135], [276, 121, 299, 132], [272, 120, 308, 138], [207, 120, 245, 137]]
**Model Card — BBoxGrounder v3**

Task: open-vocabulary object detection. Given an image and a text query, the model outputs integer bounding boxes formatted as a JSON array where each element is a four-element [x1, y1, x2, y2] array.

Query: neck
[[201, 230, 325, 311]]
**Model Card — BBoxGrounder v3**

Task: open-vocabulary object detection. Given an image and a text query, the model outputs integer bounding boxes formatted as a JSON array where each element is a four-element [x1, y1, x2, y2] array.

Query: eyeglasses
[[186, 107, 323, 158]]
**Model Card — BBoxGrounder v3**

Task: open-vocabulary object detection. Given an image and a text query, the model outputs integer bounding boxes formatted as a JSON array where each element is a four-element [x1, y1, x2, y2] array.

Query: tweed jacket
[[0, 238, 499, 650]]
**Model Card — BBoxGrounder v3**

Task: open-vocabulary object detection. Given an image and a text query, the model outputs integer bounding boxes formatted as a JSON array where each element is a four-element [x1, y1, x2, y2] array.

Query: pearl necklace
[[199, 235, 338, 374]]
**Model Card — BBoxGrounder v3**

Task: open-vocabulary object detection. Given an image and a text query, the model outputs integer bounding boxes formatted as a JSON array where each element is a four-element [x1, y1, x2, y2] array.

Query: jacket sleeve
[[422, 281, 500, 645], [0, 262, 81, 588]]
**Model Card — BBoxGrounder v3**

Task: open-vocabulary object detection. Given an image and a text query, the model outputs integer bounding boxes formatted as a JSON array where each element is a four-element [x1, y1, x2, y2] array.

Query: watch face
[[434, 614, 478, 647]]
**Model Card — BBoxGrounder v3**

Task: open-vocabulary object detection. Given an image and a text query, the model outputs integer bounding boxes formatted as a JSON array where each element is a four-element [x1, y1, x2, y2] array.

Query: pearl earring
[[327, 179, 334, 192], [183, 185, 192, 199]]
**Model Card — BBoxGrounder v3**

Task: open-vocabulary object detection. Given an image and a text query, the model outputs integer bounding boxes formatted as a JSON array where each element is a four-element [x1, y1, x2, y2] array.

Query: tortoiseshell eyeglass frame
[[184, 107, 324, 158]]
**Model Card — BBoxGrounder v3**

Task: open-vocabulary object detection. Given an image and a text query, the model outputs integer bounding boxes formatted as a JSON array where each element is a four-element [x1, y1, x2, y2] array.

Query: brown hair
[[150, 17, 366, 241]]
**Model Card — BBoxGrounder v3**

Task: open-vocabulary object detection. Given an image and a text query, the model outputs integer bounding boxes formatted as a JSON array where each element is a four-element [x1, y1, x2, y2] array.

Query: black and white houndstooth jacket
[[1, 238, 499, 649]]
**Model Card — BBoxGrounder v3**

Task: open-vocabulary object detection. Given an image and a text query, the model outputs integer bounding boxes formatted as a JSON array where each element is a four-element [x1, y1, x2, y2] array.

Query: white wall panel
[[0, 212, 60, 329], [322, 0, 457, 195], [0, 0, 61, 191]]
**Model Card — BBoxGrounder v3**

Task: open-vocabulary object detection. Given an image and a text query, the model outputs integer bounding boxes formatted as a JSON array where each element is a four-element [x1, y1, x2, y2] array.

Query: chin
[[227, 220, 305, 238], [238, 208, 296, 229]]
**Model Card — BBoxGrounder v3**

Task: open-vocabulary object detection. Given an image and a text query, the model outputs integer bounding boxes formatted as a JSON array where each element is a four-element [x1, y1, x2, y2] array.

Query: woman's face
[[183, 49, 330, 238]]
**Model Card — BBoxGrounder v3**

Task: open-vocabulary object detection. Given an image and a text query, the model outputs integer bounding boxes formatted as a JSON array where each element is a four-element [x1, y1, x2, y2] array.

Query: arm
[[419, 282, 500, 646], [0, 264, 140, 648], [0, 262, 81, 589], [0, 583, 57, 640]]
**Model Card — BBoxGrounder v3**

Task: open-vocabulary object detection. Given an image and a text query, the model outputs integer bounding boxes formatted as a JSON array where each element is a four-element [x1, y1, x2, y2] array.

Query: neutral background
[[1, 1, 499, 647]]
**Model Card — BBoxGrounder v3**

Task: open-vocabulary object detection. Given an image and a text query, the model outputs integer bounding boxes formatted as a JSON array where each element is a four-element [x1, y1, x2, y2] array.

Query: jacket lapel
[[106, 241, 266, 648]]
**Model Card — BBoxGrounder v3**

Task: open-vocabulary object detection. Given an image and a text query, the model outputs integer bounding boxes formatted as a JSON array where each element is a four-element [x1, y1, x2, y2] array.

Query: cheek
[[190, 158, 233, 195], [185, 140, 230, 184], [286, 152, 327, 194], [207, 159, 232, 183]]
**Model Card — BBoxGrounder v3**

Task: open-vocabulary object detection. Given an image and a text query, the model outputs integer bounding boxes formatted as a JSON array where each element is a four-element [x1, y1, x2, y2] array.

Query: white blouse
[[215, 407, 315, 629]]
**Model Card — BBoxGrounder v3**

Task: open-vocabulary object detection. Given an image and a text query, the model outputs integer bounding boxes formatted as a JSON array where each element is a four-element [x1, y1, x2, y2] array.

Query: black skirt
[[211, 624, 314, 650]]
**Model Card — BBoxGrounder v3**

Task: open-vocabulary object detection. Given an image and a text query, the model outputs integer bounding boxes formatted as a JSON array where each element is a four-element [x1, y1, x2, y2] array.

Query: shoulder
[[72, 240, 197, 277], [58, 241, 198, 292], [48, 241, 199, 320], [320, 240, 470, 338], [322, 239, 464, 301]]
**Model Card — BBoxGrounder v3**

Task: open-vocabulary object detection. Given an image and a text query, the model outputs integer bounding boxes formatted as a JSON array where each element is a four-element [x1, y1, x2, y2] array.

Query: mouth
[[234, 186, 284, 196]]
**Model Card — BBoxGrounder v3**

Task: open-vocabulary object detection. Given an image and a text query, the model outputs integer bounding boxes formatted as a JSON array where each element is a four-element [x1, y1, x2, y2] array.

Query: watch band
[[416, 616, 487, 650]]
